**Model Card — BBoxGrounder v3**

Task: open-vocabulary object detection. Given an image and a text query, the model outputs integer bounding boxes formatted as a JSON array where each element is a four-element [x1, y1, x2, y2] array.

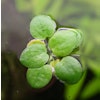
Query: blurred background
[[1, 0, 100, 100]]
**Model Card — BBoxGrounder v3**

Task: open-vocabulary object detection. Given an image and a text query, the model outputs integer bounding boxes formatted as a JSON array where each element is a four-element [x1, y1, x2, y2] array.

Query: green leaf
[[27, 65, 52, 88], [30, 15, 56, 39], [55, 56, 83, 84], [64, 71, 86, 100], [20, 43, 49, 68], [88, 60, 100, 77], [48, 29, 77, 57], [81, 78, 100, 99]]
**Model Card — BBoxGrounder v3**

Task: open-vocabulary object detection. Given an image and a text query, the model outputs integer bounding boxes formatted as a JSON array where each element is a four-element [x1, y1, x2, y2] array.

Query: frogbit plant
[[20, 15, 84, 89]]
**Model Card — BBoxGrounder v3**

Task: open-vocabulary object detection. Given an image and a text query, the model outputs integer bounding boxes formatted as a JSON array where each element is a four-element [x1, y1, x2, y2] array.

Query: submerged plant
[[20, 15, 84, 89]]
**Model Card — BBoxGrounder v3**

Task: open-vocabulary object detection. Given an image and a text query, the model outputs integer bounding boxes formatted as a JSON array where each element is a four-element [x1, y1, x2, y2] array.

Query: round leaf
[[30, 15, 56, 39], [55, 56, 83, 84], [48, 29, 77, 57], [20, 43, 49, 68], [26, 65, 52, 88]]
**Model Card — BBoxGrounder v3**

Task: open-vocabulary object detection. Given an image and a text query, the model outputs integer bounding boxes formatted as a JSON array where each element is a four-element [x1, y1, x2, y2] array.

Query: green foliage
[[20, 15, 84, 89], [81, 78, 100, 99], [15, 0, 100, 99], [20, 42, 49, 68], [88, 60, 100, 77], [55, 56, 83, 84], [49, 28, 83, 57], [27, 65, 52, 88], [30, 15, 56, 39], [65, 71, 86, 100]]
